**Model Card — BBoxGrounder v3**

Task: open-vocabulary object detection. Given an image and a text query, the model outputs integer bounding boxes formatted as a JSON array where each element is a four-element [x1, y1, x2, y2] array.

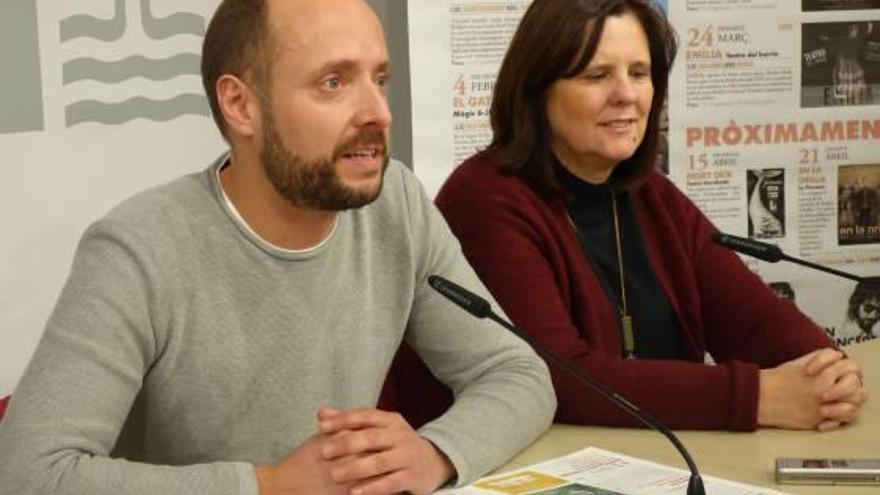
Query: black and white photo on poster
[[757, 262, 880, 347], [838, 163, 880, 245], [831, 277, 880, 346], [801, 21, 880, 107], [746, 168, 785, 239], [803, 0, 880, 11]]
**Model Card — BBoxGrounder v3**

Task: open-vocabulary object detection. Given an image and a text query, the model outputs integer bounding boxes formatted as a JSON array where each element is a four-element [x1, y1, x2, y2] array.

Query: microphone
[[711, 232, 880, 287], [427, 275, 706, 495]]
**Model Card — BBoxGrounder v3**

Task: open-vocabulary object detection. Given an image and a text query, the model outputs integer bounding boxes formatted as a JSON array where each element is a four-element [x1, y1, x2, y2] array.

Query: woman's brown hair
[[489, 0, 677, 195]]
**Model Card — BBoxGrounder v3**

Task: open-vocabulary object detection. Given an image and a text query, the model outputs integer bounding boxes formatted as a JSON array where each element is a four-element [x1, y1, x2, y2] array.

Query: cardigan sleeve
[[436, 158, 832, 431], [642, 173, 835, 367]]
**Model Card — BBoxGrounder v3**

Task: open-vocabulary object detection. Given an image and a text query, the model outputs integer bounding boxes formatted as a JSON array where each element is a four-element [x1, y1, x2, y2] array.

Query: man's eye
[[324, 76, 341, 90]]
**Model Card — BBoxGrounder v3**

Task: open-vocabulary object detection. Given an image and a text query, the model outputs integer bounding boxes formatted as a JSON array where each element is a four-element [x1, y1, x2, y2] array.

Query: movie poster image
[[803, 0, 880, 11], [801, 21, 880, 107], [832, 276, 880, 346], [838, 163, 880, 245], [747, 168, 785, 239]]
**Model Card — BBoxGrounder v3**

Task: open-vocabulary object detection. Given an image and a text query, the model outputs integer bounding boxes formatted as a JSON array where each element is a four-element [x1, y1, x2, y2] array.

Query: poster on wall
[[0, 1, 225, 395], [409, 0, 880, 345], [667, 1, 880, 344], [408, 0, 531, 197]]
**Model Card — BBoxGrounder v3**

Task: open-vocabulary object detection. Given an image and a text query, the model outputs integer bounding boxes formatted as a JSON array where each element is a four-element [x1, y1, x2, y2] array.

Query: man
[[839, 278, 880, 344], [852, 292, 880, 335], [0, 1, 555, 494]]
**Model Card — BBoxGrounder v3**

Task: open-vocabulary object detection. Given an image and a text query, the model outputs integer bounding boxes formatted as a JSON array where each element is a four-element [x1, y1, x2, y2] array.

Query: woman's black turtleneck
[[558, 165, 686, 360]]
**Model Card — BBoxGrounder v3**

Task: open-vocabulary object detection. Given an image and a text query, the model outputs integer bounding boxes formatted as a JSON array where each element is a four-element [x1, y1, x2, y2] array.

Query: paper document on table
[[439, 447, 792, 495]]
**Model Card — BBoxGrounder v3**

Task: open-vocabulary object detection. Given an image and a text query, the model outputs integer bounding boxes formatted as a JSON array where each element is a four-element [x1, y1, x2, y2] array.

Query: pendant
[[621, 313, 635, 358]]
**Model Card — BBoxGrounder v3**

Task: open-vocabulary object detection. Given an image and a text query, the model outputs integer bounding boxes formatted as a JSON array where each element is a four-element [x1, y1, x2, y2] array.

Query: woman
[[434, 0, 867, 431]]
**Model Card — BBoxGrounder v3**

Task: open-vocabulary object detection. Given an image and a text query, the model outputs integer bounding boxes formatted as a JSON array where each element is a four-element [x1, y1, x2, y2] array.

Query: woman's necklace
[[566, 189, 635, 358], [611, 191, 635, 358]]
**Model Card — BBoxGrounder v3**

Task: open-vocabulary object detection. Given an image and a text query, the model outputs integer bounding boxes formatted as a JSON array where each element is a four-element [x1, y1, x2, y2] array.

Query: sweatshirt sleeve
[[395, 167, 555, 486], [0, 221, 258, 495], [433, 161, 827, 432]]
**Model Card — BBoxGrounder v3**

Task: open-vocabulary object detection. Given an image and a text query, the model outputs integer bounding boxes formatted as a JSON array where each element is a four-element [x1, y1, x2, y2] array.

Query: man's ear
[[216, 74, 261, 139]]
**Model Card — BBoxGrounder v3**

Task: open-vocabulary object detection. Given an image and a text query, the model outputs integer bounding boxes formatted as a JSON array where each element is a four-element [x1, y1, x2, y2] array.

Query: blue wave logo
[[60, 0, 209, 127]]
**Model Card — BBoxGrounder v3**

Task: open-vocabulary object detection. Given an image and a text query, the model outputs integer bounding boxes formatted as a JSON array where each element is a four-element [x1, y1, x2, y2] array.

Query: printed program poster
[[408, 0, 530, 197], [668, 1, 880, 343]]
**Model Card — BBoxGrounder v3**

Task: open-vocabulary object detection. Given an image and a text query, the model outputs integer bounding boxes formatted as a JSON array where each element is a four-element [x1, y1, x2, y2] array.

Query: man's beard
[[857, 307, 879, 332], [259, 111, 389, 211]]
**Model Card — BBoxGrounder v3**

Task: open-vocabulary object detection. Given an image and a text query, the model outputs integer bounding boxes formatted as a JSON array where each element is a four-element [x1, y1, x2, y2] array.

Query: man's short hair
[[201, 0, 276, 139]]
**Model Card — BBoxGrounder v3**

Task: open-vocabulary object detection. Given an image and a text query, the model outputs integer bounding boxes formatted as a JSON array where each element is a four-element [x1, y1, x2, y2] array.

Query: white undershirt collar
[[215, 158, 339, 256]]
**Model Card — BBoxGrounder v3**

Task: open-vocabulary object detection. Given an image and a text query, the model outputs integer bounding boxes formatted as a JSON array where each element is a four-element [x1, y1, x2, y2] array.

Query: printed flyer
[[438, 447, 791, 495]]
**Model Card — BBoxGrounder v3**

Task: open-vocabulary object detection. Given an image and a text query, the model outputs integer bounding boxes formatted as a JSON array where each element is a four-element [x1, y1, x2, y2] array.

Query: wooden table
[[498, 339, 879, 494]]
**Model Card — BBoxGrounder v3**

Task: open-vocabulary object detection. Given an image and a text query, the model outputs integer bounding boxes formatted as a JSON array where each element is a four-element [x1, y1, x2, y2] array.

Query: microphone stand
[[484, 311, 706, 495], [777, 253, 876, 285], [428, 275, 706, 495]]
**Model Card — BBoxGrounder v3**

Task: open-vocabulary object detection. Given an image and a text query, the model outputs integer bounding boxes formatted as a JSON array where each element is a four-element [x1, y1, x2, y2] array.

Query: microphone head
[[711, 232, 783, 263], [428, 275, 492, 318]]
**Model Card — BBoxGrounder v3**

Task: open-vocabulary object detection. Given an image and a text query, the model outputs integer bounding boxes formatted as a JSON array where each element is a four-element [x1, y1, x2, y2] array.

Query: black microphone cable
[[427, 275, 707, 495]]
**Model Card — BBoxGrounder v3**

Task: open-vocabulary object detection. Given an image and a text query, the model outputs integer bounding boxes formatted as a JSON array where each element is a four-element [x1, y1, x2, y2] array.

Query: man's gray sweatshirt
[[0, 156, 555, 494]]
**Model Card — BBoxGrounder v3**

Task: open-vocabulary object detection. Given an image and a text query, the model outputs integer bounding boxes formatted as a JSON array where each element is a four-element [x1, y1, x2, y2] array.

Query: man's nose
[[354, 81, 392, 129]]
